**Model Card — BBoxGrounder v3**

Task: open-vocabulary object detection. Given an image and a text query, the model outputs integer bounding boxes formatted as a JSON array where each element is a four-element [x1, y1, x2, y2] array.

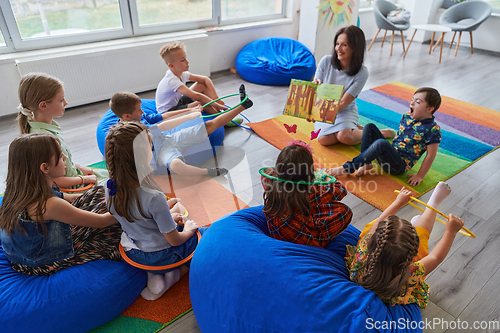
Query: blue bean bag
[[0, 196, 147, 333], [235, 37, 316, 86], [190, 206, 423, 333], [96, 99, 224, 167]]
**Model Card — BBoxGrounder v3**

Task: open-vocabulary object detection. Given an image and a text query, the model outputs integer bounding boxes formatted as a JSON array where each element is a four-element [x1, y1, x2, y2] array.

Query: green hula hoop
[[199, 93, 248, 118], [259, 167, 337, 185]]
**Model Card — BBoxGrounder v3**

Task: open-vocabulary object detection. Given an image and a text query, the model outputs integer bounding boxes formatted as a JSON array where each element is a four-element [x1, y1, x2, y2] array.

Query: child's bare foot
[[355, 164, 373, 177], [381, 129, 397, 139], [328, 166, 349, 177]]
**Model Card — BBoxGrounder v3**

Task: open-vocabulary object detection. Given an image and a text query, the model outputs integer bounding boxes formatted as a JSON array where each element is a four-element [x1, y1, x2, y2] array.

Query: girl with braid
[[0, 134, 120, 276], [105, 122, 206, 301], [345, 183, 464, 308]]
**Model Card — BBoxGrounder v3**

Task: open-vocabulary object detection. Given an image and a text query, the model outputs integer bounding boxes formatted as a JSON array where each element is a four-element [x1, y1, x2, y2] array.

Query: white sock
[[147, 272, 166, 295], [410, 215, 421, 226], [427, 182, 451, 210], [141, 286, 164, 301], [164, 268, 181, 290]]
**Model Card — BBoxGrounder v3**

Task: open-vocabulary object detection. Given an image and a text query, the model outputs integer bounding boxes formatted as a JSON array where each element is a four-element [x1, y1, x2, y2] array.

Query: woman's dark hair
[[331, 25, 366, 76], [263, 144, 314, 222]]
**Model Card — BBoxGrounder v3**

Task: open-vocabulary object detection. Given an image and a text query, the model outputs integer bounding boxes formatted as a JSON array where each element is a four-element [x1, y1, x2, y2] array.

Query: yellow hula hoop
[[394, 190, 475, 238]]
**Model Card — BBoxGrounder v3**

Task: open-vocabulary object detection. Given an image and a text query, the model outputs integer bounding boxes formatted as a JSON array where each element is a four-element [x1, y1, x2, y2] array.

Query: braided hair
[[359, 215, 420, 299], [263, 144, 314, 222], [105, 121, 161, 222]]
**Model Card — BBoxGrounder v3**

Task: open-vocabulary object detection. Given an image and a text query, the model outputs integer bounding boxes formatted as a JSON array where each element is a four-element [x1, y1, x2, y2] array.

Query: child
[[345, 183, 464, 308], [0, 133, 120, 276], [261, 141, 353, 247], [329, 87, 442, 186], [104, 121, 206, 300], [16, 72, 108, 189], [156, 41, 241, 126], [110, 89, 252, 177]]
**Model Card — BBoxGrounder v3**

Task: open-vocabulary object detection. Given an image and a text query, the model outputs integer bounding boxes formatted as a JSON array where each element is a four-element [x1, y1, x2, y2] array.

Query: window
[[0, 0, 286, 53], [221, 0, 284, 21], [9, 0, 124, 40], [483, 0, 500, 13]]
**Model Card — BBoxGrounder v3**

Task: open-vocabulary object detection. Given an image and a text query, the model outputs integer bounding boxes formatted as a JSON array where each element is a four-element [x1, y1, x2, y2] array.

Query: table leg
[[433, 34, 443, 51], [429, 31, 436, 54], [439, 32, 446, 63], [404, 29, 417, 58]]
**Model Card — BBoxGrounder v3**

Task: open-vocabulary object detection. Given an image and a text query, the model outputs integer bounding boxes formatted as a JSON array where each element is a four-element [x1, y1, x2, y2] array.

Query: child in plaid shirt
[[261, 141, 352, 247]]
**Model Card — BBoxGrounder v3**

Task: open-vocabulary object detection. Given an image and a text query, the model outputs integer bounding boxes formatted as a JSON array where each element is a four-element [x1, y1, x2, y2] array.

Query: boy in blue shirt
[[110, 89, 252, 177], [329, 87, 442, 186]]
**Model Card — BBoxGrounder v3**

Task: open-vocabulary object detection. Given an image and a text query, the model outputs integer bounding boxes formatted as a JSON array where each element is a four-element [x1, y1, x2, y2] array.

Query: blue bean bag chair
[[96, 99, 224, 167], [235, 37, 316, 86], [0, 197, 147, 333], [190, 206, 423, 333]]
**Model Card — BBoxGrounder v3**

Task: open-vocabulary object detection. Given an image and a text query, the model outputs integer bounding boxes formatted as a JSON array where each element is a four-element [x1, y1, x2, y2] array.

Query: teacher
[[314, 25, 394, 146]]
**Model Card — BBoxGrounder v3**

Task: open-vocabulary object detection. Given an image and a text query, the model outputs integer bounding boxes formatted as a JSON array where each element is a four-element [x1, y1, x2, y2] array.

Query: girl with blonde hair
[[0, 133, 121, 275], [17, 72, 107, 190], [105, 121, 205, 300]]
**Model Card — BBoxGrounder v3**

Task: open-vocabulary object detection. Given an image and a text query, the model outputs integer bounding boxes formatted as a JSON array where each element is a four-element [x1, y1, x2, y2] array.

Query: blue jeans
[[343, 123, 407, 175]]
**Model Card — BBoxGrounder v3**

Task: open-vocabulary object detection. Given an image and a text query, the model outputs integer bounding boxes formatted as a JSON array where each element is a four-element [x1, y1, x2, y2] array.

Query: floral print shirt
[[391, 112, 441, 172], [345, 233, 430, 308]]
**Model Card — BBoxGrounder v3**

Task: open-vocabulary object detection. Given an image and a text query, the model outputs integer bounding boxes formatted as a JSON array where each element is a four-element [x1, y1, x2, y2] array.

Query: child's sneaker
[[239, 84, 246, 101], [207, 167, 228, 177]]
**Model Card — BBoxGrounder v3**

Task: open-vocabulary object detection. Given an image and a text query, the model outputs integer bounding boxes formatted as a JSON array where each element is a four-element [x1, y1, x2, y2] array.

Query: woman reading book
[[313, 25, 395, 146]]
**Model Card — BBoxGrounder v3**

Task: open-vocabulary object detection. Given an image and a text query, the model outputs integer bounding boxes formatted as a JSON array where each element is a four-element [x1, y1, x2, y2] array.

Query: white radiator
[[15, 33, 210, 108]]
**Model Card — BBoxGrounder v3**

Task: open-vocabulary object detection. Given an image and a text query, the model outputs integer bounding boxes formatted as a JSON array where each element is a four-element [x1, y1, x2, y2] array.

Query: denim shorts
[[125, 226, 207, 274]]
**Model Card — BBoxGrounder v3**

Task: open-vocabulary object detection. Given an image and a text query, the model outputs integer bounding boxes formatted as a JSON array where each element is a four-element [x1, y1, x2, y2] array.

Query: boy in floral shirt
[[329, 87, 441, 186]]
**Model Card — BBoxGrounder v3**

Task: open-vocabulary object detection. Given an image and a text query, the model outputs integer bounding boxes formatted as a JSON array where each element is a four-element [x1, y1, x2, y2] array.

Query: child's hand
[[183, 219, 199, 232], [313, 78, 322, 85], [79, 166, 95, 176], [395, 186, 413, 205], [446, 214, 464, 234], [171, 213, 184, 224], [186, 109, 202, 120], [83, 175, 98, 185], [407, 174, 423, 186], [167, 197, 181, 208]]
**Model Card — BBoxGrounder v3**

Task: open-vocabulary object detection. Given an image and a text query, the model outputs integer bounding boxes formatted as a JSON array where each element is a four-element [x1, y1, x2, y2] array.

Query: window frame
[[0, 0, 287, 54], [0, 6, 14, 52], [0, 1, 133, 52]]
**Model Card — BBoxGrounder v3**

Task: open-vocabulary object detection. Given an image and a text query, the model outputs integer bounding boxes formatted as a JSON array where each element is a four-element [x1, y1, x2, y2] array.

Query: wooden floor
[[1, 40, 499, 332]]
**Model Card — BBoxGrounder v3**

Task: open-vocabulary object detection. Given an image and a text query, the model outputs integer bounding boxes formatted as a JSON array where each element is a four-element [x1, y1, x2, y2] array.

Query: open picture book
[[283, 79, 344, 124]]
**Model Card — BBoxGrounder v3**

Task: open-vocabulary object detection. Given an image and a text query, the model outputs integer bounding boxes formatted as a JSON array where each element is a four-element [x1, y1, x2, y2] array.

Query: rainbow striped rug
[[249, 82, 500, 210]]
